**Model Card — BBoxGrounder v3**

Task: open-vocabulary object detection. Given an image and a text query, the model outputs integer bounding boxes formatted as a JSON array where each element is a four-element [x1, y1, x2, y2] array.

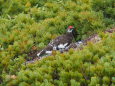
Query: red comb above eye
[[68, 26, 74, 29]]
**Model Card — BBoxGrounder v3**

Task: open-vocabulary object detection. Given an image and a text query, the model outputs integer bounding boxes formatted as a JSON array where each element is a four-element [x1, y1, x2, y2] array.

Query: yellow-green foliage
[[2, 32, 115, 86], [0, 0, 115, 85]]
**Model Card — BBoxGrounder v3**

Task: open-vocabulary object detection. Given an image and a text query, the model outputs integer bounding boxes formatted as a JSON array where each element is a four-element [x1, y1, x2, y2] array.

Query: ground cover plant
[[2, 31, 115, 86], [0, 0, 115, 85]]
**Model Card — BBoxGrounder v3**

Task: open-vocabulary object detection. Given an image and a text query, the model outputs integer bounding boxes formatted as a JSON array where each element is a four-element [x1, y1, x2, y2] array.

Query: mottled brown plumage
[[37, 26, 76, 57], [50, 32, 74, 47]]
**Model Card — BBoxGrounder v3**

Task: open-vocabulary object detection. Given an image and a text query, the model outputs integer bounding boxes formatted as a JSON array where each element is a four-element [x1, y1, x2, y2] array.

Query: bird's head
[[67, 26, 75, 33], [66, 26, 78, 39]]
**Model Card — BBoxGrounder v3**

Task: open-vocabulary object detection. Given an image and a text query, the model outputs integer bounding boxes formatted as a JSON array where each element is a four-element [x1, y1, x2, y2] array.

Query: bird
[[37, 26, 77, 58]]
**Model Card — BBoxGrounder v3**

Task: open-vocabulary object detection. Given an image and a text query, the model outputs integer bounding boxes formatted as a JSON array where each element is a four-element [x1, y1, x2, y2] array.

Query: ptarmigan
[[37, 26, 77, 58]]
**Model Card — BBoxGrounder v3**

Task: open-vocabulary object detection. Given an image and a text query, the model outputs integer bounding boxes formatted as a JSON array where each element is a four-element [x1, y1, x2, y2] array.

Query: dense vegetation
[[0, 0, 115, 85], [1, 32, 115, 86]]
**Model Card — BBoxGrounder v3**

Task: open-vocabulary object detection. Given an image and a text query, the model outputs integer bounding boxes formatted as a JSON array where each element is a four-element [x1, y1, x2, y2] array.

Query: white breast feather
[[64, 43, 68, 47], [58, 44, 65, 49], [58, 43, 68, 49], [37, 50, 43, 57], [46, 51, 52, 54]]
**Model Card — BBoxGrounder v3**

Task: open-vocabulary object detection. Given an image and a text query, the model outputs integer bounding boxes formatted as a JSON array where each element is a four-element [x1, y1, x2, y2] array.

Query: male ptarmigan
[[37, 26, 77, 58]]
